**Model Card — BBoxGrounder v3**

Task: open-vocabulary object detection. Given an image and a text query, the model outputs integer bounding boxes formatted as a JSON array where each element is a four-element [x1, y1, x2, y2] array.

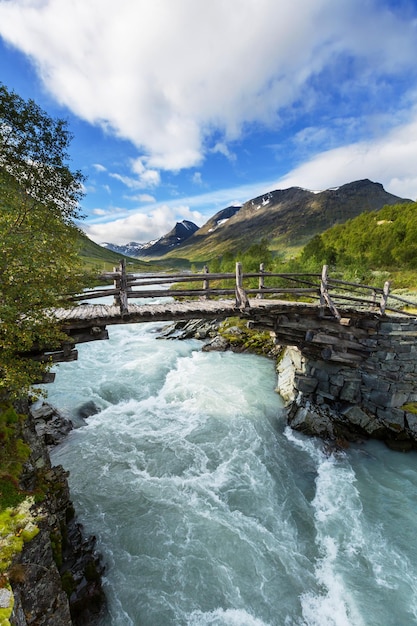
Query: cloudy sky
[[1, 0, 417, 244]]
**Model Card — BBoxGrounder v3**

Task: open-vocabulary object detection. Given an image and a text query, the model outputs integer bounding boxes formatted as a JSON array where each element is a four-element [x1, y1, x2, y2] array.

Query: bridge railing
[[71, 260, 417, 318]]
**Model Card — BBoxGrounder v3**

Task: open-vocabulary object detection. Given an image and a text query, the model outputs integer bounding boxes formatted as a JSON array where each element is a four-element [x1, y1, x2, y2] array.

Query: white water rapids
[[42, 300, 417, 625]]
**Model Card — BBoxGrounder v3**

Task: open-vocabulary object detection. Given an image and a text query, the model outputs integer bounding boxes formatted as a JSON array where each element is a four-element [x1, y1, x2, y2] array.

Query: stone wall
[[264, 310, 417, 451]]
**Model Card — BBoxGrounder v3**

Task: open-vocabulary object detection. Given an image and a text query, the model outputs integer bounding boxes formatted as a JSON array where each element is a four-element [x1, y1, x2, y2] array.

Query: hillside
[[302, 201, 417, 272], [163, 179, 411, 262], [77, 232, 150, 271]]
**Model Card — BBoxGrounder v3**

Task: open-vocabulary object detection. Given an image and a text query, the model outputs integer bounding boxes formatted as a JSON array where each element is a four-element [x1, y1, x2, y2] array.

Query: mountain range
[[102, 220, 198, 257], [100, 179, 411, 263]]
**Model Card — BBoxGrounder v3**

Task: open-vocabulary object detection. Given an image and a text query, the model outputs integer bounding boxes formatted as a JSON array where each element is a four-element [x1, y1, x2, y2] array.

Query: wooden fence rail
[[70, 260, 417, 319]]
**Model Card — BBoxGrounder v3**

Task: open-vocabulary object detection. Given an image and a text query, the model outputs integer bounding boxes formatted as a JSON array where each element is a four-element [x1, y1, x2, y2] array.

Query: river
[[43, 307, 417, 625]]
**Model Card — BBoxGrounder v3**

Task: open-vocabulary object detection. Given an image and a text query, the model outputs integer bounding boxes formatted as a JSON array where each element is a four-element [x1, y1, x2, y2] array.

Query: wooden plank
[[47, 349, 78, 363], [68, 328, 109, 343], [73, 289, 118, 301], [127, 273, 235, 286], [127, 288, 236, 298], [245, 287, 318, 295], [330, 293, 381, 307], [328, 277, 383, 291]]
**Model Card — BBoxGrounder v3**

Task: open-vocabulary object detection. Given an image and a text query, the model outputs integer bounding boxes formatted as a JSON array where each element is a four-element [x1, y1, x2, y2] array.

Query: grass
[[77, 233, 149, 272], [218, 317, 277, 357], [402, 403, 417, 415], [0, 404, 46, 624]]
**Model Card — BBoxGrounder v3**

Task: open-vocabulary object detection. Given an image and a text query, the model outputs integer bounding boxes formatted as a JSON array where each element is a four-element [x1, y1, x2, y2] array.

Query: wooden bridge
[[39, 260, 417, 448], [40, 260, 417, 376]]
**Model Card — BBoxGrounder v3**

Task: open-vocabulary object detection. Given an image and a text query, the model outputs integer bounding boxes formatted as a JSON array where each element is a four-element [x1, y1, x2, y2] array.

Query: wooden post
[[320, 264, 328, 314], [113, 265, 120, 307], [320, 264, 341, 320], [119, 259, 129, 316], [203, 265, 210, 300], [235, 262, 249, 309], [257, 262, 265, 299], [371, 289, 377, 310], [380, 280, 391, 314]]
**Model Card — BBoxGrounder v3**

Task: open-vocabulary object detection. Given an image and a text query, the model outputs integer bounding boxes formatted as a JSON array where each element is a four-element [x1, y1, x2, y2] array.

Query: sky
[[1, 0, 417, 245]]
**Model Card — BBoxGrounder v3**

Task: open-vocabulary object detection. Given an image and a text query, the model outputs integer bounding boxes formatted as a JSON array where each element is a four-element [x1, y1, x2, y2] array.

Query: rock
[[405, 412, 417, 436], [30, 402, 73, 447], [9, 401, 106, 625], [341, 405, 383, 436], [202, 336, 229, 352], [158, 318, 222, 340], [0, 587, 13, 609], [340, 380, 361, 403], [294, 374, 318, 395], [385, 438, 415, 452], [287, 400, 334, 439], [76, 401, 100, 420]]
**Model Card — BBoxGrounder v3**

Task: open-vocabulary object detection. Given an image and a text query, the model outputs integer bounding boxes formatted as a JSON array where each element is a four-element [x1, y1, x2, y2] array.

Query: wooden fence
[[71, 260, 417, 319]]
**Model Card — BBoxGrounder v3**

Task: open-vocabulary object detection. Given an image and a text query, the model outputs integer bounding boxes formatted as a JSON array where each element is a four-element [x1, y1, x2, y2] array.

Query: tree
[[0, 84, 89, 398]]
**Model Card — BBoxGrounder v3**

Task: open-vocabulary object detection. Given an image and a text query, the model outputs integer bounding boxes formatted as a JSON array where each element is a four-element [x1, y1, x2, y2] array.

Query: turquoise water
[[45, 321, 417, 626]]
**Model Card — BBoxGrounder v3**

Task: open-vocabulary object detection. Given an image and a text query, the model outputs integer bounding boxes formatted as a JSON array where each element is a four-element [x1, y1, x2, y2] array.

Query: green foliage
[[300, 202, 417, 272], [0, 84, 84, 224], [0, 479, 25, 510], [0, 84, 95, 398], [61, 570, 76, 597], [300, 235, 336, 269], [0, 494, 40, 624], [211, 238, 273, 274], [0, 405, 30, 510], [218, 318, 277, 356], [0, 496, 40, 574], [402, 402, 417, 415]]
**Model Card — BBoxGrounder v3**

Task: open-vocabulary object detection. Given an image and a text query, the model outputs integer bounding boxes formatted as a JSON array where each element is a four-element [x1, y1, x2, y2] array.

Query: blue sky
[[1, 0, 417, 245]]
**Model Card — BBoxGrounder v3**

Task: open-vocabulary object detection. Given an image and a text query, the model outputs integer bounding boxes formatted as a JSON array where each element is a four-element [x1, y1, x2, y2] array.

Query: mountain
[[163, 179, 411, 262], [196, 204, 242, 235], [101, 220, 198, 259], [135, 220, 199, 257], [101, 241, 145, 257]]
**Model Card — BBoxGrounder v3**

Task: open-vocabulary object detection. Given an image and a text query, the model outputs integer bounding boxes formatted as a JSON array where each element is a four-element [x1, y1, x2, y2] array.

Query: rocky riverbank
[[159, 317, 280, 357], [6, 400, 105, 626]]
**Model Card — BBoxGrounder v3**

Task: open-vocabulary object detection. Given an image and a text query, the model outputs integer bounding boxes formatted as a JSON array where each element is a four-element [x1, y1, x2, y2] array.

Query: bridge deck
[[54, 298, 317, 329]]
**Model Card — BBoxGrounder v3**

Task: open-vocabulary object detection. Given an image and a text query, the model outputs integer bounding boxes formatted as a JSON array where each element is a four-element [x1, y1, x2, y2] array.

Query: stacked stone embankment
[[270, 312, 417, 451]]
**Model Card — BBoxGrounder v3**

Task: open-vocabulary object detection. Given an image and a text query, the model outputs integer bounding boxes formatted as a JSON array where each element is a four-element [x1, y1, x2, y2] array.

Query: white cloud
[[0, 0, 416, 172], [125, 193, 156, 203], [276, 113, 417, 200], [130, 158, 161, 187], [92, 163, 107, 172], [192, 172, 203, 186], [108, 158, 160, 189], [211, 142, 236, 162], [84, 204, 204, 244]]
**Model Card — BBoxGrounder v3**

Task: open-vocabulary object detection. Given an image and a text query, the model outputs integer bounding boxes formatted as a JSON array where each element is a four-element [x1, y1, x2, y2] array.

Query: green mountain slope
[[163, 179, 411, 262], [305, 201, 417, 269], [77, 232, 149, 271]]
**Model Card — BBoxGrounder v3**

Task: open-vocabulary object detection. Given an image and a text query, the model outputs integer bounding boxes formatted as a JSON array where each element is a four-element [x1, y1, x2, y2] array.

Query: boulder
[[30, 402, 73, 447]]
